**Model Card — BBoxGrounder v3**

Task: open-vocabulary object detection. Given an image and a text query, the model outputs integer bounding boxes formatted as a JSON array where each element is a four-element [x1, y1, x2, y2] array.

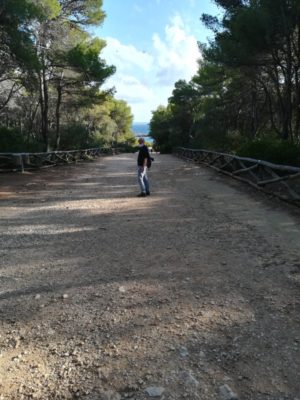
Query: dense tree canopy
[[150, 0, 300, 165], [0, 0, 135, 152]]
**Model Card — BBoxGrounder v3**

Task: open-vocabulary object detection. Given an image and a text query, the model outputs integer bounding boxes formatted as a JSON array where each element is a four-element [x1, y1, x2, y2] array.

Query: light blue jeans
[[137, 166, 149, 193]]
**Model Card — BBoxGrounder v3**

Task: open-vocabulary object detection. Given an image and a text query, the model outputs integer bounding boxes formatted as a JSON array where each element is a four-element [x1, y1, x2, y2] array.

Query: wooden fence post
[[13, 154, 24, 172]]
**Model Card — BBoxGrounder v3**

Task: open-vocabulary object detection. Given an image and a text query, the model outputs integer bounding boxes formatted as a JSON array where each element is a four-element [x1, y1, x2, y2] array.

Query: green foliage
[[168, 80, 199, 146], [108, 99, 134, 142], [0, 127, 43, 152], [0, 0, 135, 153], [150, 105, 173, 153], [57, 124, 90, 150], [59, 0, 106, 25], [150, 0, 300, 167], [116, 143, 137, 153], [202, 0, 300, 140], [0, 0, 41, 72], [81, 97, 135, 147], [35, 0, 61, 19], [82, 0, 106, 25], [237, 139, 300, 167], [67, 37, 115, 85], [0, 0, 41, 27]]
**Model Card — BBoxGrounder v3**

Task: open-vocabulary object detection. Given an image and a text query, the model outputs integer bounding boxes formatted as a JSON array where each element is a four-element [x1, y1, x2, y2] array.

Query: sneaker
[[137, 192, 146, 197], [146, 191, 150, 196]]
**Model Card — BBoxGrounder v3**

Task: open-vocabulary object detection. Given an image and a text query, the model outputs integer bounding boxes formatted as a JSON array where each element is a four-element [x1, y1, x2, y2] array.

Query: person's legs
[[143, 169, 150, 194], [137, 166, 146, 194]]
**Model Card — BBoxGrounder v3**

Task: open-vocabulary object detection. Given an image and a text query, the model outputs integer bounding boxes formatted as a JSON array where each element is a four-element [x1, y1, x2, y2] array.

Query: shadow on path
[[0, 153, 299, 399]]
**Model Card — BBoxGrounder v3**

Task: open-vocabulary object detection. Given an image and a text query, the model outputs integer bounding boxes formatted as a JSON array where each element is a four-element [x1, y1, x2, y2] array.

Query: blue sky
[[93, 0, 220, 122]]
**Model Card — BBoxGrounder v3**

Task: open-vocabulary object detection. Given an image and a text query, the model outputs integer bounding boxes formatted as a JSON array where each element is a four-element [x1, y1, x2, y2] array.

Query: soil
[[0, 153, 300, 400]]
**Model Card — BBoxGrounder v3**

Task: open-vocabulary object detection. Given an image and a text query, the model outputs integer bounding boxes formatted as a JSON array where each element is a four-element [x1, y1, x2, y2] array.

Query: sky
[[93, 0, 220, 123]]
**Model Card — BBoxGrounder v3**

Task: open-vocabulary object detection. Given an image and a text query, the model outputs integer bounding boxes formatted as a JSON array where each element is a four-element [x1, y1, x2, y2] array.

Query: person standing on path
[[137, 137, 150, 197]]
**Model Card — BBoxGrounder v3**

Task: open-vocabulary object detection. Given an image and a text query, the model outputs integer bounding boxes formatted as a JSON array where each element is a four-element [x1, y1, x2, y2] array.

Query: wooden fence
[[175, 147, 300, 206], [0, 147, 115, 172]]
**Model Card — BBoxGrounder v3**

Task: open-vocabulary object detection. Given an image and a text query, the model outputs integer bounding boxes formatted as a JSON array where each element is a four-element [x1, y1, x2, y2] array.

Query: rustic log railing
[[0, 147, 115, 172], [175, 147, 300, 206]]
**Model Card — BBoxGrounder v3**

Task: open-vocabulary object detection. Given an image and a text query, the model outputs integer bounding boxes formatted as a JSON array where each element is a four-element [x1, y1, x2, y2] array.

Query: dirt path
[[0, 153, 300, 400]]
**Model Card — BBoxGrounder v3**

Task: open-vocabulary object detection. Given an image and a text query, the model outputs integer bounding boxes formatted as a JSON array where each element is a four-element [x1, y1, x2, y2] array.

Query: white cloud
[[100, 14, 201, 121], [103, 37, 153, 72], [106, 74, 154, 104], [152, 15, 201, 85]]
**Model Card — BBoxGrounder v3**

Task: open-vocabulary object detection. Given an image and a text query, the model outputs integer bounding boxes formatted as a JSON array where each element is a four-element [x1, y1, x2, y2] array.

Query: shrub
[[0, 126, 43, 152], [58, 125, 90, 150], [237, 139, 300, 167]]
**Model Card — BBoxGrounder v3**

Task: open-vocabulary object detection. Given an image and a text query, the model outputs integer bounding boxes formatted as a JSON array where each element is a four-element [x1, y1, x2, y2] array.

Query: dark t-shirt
[[137, 145, 150, 166]]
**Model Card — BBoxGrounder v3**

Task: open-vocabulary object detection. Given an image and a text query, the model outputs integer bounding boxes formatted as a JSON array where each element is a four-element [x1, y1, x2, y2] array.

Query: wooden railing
[[175, 147, 300, 206], [0, 147, 115, 172]]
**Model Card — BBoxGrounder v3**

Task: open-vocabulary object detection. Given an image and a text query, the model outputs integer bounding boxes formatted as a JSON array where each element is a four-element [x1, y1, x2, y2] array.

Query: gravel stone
[[145, 386, 165, 397], [179, 371, 200, 388], [179, 346, 189, 357], [219, 384, 239, 400]]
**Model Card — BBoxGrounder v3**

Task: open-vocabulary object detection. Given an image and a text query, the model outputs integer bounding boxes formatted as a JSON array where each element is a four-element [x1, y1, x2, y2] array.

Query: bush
[[237, 138, 300, 167], [116, 143, 137, 153], [157, 143, 173, 154], [0, 126, 43, 152], [57, 125, 90, 150], [190, 128, 230, 152]]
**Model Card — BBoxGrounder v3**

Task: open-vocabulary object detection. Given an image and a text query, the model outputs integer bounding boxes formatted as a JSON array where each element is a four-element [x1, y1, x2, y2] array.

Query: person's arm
[[145, 146, 151, 167], [142, 146, 149, 168]]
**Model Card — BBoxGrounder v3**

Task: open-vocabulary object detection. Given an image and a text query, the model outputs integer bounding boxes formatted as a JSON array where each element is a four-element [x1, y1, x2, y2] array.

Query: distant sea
[[132, 122, 153, 142]]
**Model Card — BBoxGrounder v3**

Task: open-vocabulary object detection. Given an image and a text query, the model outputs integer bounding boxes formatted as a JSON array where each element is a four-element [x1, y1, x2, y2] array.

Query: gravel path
[[0, 153, 300, 400]]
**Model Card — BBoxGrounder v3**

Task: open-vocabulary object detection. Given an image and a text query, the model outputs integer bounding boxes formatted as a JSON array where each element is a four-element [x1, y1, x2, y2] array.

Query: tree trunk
[[283, 34, 293, 140], [55, 72, 64, 150], [295, 66, 300, 139], [261, 82, 281, 137], [27, 101, 39, 144], [269, 63, 287, 139], [250, 83, 258, 138], [294, 19, 300, 140], [39, 63, 49, 152]]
